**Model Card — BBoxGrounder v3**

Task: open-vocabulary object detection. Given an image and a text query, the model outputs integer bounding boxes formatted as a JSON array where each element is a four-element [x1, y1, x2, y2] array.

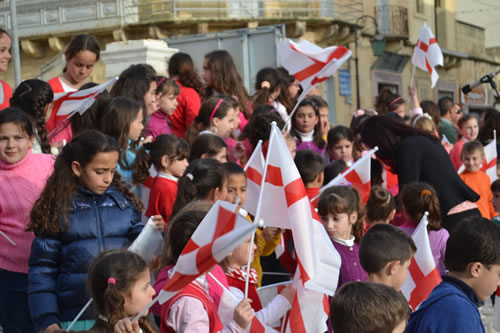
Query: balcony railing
[[375, 5, 409, 40]]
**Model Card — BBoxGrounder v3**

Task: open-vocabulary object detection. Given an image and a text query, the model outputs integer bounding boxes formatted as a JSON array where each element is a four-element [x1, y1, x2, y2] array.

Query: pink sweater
[[0, 151, 55, 273]]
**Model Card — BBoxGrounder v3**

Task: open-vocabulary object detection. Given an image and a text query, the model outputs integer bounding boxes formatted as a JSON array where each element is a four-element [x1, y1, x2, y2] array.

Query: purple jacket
[[332, 240, 368, 291]]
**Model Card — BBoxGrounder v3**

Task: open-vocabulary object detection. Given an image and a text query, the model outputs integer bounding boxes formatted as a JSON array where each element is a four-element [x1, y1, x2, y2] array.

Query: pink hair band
[[107, 277, 116, 285], [209, 99, 224, 121], [388, 96, 402, 107], [157, 77, 167, 87]]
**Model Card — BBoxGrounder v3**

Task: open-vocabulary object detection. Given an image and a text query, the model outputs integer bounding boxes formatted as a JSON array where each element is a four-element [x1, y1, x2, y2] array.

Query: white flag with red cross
[[400, 213, 442, 310], [156, 200, 257, 304], [317, 147, 378, 204], [244, 140, 265, 217], [278, 39, 351, 102], [412, 22, 443, 88], [457, 131, 497, 183], [54, 77, 117, 116]]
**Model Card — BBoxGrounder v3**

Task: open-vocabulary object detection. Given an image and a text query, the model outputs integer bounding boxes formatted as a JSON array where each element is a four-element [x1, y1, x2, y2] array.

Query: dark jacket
[[28, 186, 144, 332], [405, 275, 485, 333]]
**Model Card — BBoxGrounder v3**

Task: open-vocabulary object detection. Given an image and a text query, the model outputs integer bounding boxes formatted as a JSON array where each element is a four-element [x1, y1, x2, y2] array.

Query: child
[[167, 52, 203, 138], [0, 109, 55, 333], [100, 97, 144, 189], [459, 140, 496, 219], [309, 95, 329, 141], [144, 77, 180, 140], [412, 113, 436, 134], [27, 130, 148, 332], [374, 88, 406, 118], [223, 162, 282, 286], [359, 224, 416, 291], [285, 133, 297, 159], [323, 160, 348, 186], [326, 125, 354, 165], [291, 97, 326, 154], [110, 63, 158, 118], [364, 186, 396, 232], [10, 79, 54, 154], [491, 179, 500, 227], [450, 114, 479, 170], [158, 203, 254, 332], [252, 67, 285, 120], [46, 34, 100, 132], [276, 67, 298, 114], [399, 182, 449, 275], [189, 133, 228, 163], [0, 29, 12, 110], [317, 185, 367, 290], [185, 96, 237, 145], [406, 217, 500, 332], [330, 282, 411, 333], [87, 250, 156, 332], [294, 150, 325, 205], [171, 157, 227, 218], [134, 134, 189, 225]]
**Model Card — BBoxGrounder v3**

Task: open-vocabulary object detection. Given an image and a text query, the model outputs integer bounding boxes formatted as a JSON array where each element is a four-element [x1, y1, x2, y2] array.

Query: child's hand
[[233, 298, 254, 329], [321, 117, 330, 138], [280, 285, 296, 305], [114, 318, 140, 333], [151, 215, 164, 232], [231, 142, 246, 161], [261, 227, 280, 242]]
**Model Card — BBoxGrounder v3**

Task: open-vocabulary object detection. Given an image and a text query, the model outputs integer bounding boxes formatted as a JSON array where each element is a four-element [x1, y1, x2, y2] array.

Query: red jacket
[[0, 80, 12, 110]]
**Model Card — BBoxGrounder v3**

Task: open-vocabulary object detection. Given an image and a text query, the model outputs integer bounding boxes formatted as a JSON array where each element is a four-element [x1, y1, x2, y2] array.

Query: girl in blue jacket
[[27, 130, 145, 332]]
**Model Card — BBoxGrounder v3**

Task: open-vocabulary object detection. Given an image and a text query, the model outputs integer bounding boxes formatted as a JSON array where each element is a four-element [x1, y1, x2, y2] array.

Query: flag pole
[[410, 65, 416, 88], [66, 298, 93, 331], [244, 122, 277, 298], [0, 230, 16, 246]]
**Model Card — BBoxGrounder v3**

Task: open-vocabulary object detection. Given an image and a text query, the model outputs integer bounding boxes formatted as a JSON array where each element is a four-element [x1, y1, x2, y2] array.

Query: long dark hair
[[28, 130, 143, 235], [360, 115, 438, 170], [10, 80, 53, 154], [252, 67, 281, 109], [0, 107, 34, 138], [168, 52, 203, 94]]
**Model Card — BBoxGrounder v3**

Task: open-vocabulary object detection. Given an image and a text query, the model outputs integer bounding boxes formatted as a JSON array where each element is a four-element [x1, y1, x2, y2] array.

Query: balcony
[[375, 5, 409, 40]]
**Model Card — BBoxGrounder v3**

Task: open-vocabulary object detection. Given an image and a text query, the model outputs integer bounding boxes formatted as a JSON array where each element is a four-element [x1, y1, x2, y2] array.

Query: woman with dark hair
[[360, 115, 480, 232]]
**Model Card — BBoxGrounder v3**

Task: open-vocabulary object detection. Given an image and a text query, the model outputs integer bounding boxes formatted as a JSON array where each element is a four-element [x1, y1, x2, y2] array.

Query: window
[[416, 0, 424, 14]]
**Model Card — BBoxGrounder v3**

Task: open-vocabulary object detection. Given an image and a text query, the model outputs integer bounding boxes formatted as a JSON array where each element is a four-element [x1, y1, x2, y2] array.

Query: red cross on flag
[[54, 77, 118, 116], [278, 39, 351, 102], [401, 213, 442, 310], [457, 131, 498, 183], [243, 140, 265, 217], [156, 200, 257, 304], [412, 22, 443, 88]]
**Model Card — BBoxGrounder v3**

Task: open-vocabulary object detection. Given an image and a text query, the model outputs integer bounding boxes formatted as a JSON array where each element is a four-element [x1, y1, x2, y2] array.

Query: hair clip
[[339, 181, 352, 187], [261, 81, 271, 89], [209, 99, 224, 121], [157, 77, 167, 87], [388, 96, 402, 107], [107, 277, 116, 285], [420, 189, 432, 196], [186, 173, 194, 181], [412, 113, 433, 127]]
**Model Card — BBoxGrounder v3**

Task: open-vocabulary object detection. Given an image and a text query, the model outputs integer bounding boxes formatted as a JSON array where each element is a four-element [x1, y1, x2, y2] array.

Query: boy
[[294, 150, 325, 206], [406, 217, 500, 332], [330, 281, 410, 333], [223, 162, 281, 286], [491, 179, 500, 227], [459, 141, 496, 219], [359, 224, 416, 291]]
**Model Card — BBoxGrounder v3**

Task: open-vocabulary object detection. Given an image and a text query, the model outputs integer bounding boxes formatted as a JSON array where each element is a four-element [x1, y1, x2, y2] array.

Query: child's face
[[288, 80, 300, 99], [213, 108, 236, 139], [144, 81, 158, 117], [329, 138, 353, 163], [470, 263, 500, 300], [492, 192, 500, 212], [390, 259, 411, 292], [157, 91, 178, 115], [73, 151, 118, 194], [462, 150, 484, 173], [459, 118, 479, 141], [320, 212, 357, 241], [226, 173, 247, 207], [233, 107, 241, 132], [285, 135, 297, 159], [123, 268, 156, 317], [295, 105, 318, 134], [208, 147, 228, 163], [129, 111, 144, 142], [65, 50, 97, 84], [202, 58, 213, 87], [166, 157, 188, 178], [0, 33, 12, 72], [229, 234, 257, 267], [0, 123, 33, 164]]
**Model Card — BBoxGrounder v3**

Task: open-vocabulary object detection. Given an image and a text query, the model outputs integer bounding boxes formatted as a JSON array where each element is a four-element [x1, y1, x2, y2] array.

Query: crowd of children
[[0, 29, 499, 333]]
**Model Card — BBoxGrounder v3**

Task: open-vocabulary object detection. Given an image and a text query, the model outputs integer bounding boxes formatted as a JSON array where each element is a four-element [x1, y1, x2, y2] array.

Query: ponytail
[[400, 182, 442, 231], [252, 67, 281, 109], [132, 142, 153, 185]]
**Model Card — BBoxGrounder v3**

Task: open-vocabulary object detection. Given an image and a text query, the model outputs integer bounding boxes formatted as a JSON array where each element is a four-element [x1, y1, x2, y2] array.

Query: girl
[[291, 97, 326, 154], [171, 158, 227, 218], [46, 34, 100, 132], [239, 111, 285, 157], [412, 113, 436, 134], [326, 125, 354, 165], [110, 64, 158, 119], [145, 77, 180, 140], [365, 186, 396, 232], [252, 67, 285, 120], [0, 109, 54, 333], [189, 133, 228, 163], [276, 67, 298, 115], [399, 182, 449, 275], [100, 97, 144, 189], [374, 88, 406, 118], [134, 134, 190, 224], [87, 250, 156, 333], [10, 79, 54, 154], [317, 185, 367, 290], [202, 50, 251, 131], [27, 130, 147, 332], [185, 96, 236, 145], [168, 52, 203, 138], [158, 204, 254, 332], [49, 82, 111, 145], [0, 29, 12, 110], [450, 113, 479, 170]]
